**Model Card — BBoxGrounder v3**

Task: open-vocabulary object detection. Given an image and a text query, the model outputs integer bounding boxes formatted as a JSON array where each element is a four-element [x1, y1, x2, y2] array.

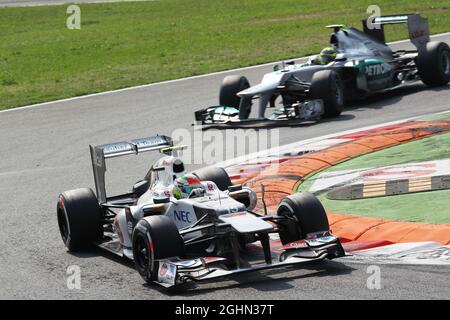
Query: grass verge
[[1, 0, 450, 110]]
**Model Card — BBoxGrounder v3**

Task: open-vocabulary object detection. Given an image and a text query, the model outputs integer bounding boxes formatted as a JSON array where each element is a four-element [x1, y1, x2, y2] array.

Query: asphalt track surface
[[1, 34, 450, 299]]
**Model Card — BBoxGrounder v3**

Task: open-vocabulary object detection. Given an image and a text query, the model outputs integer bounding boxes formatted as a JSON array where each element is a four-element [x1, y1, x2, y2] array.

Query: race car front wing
[[154, 233, 345, 287], [194, 99, 324, 129]]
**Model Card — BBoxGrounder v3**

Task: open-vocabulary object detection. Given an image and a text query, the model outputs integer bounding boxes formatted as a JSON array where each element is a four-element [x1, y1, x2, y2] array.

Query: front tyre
[[57, 188, 103, 252], [310, 69, 345, 118], [277, 192, 329, 245], [132, 216, 185, 284], [416, 41, 450, 86], [219, 75, 252, 119]]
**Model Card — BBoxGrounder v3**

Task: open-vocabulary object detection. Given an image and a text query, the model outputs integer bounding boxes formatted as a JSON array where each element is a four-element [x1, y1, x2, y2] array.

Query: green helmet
[[172, 174, 203, 199], [318, 47, 337, 64]]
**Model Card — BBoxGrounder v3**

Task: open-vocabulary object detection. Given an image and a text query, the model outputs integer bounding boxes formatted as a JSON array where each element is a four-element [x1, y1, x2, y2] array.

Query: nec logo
[[174, 210, 191, 223]]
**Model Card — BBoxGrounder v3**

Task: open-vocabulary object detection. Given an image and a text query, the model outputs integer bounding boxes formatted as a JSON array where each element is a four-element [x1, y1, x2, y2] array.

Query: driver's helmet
[[315, 47, 337, 65], [172, 174, 204, 199]]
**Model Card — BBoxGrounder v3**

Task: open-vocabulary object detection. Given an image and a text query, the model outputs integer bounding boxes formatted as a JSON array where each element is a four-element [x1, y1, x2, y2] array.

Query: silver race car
[[57, 135, 344, 288], [195, 13, 450, 128]]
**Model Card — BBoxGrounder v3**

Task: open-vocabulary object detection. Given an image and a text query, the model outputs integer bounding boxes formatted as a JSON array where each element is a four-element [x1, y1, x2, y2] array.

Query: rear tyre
[[132, 216, 185, 284], [310, 69, 345, 118], [57, 188, 103, 252], [277, 192, 329, 245], [219, 75, 252, 119], [193, 167, 232, 191], [416, 41, 450, 86]]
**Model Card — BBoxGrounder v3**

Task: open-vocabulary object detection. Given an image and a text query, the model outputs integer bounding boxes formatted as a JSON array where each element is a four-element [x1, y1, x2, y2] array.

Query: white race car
[[57, 135, 344, 288], [195, 14, 450, 129]]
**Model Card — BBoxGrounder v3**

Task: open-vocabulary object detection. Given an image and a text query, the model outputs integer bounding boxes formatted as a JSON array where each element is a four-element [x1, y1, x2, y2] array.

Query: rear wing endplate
[[362, 13, 430, 51], [90, 135, 173, 202]]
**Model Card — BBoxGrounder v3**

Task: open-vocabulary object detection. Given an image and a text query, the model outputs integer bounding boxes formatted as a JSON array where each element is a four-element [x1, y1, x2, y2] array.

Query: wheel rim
[[441, 50, 450, 76], [57, 206, 69, 243], [278, 205, 303, 242], [135, 235, 151, 272]]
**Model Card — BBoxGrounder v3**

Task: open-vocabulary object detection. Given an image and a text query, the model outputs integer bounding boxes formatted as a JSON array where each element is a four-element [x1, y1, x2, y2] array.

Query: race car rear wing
[[362, 13, 430, 52], [90, 135, 173, 202]]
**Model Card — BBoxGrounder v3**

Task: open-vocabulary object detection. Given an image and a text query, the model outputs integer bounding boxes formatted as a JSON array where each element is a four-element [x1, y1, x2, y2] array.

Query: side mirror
[[228, 184, 243, 192], [132, 180, 149, 197], [153, 196, 170, 204], [335, 53, 347, 61]]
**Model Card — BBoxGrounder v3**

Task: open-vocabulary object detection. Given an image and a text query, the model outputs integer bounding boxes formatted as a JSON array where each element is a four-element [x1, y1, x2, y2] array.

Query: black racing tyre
[[57, 188, 103, 252], [277, 192, 329, 245], [132, 215, 185, 284], [219, 75, 252, 119], [416, 41, 450, 87], [310, 69, 345, 118], [193, 167, 232, 191], [219, 75, 250, 108]]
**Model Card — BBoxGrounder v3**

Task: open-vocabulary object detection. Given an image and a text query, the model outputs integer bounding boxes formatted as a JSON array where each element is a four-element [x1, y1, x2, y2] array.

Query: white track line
[[1, 32, 450, 114], [0, 0, 154, 7]]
